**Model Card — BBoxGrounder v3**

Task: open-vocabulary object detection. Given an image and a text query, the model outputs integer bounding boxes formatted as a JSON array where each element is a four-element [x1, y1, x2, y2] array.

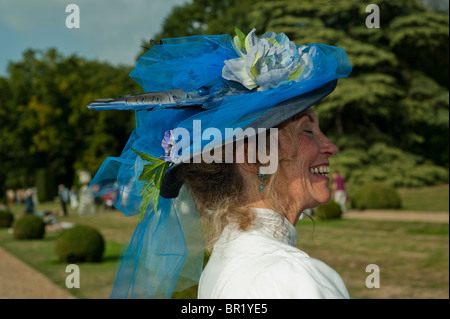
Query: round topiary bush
[[351, 182, 402, 210], [55, 225, 105, 263], [315, 200, 342, 220], [0, 209, 14, 228], [13, 214, 46, 239]]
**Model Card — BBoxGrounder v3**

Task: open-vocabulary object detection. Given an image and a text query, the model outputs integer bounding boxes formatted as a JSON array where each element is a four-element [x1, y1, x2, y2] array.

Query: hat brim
[[160, 79, 338, 198]]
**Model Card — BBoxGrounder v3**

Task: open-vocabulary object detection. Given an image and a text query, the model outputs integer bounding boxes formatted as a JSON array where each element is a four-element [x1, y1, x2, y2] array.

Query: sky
[[0, 0, 189, 76]]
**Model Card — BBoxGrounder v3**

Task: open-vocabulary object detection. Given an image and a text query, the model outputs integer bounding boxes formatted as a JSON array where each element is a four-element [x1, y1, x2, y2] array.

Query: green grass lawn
[[296, 218, 449, 299], [0, 184, 448, 299]]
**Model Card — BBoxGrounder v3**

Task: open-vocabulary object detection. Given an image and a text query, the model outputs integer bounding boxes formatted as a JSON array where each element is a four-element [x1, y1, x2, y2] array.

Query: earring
[[258, 169, 267, 192]]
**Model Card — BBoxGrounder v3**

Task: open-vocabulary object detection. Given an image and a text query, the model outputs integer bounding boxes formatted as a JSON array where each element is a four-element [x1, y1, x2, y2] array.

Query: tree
[[250, 0, 449, 186], [0, 49, 140, 199], [152, 0, 449, 188]]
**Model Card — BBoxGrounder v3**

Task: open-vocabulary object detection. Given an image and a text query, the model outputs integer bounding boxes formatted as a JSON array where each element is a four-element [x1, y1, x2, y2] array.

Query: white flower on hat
[[222, 28, 313, 91]]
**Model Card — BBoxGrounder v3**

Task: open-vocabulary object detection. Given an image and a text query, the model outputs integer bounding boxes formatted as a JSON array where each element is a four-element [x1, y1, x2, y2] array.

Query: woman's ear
[[235, 139, 259, 173], [238, 161, 258, 174]]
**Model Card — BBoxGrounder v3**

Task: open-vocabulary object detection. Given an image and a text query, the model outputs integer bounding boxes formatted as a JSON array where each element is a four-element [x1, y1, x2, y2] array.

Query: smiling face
[[277, 108, 338, 220]]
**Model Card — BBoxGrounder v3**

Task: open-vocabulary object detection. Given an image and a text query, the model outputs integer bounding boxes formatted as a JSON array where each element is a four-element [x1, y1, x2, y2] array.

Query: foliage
[[35, 168, 57, 202], [351, 182, 402, 210], [1, 0, 448, 197], [54, 225, 105, 263], [314, 200, 342, 220], [133, 149, 170, 221], [0, 209, 14, 228], [155, 0, 449, 189], [12, 214, 45, 239], [398, 184, 449, 211], [331, 143, 449, 190], [0, 49, 141, 196], [153, 0, 262, 40]]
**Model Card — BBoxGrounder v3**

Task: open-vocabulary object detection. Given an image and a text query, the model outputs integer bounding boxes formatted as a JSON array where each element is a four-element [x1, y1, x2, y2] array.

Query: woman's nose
[[320, 135, 338, 157]]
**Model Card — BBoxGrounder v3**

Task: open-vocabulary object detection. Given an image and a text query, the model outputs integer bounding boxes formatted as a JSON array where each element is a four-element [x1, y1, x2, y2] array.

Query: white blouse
[[198, 207, 350, 299]]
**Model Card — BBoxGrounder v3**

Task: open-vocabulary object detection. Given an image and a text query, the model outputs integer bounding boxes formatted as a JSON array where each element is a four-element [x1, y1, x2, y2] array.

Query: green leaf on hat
[[234, 26, 246, 53], [132, 148, 170, 222]]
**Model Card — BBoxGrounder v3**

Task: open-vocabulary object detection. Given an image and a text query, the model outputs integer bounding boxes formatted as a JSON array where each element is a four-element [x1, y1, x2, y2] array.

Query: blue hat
[[87, 28, 352, 298]]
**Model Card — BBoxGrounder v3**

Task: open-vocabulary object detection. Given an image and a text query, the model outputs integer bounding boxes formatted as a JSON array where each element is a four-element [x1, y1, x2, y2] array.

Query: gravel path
[[0, 246, 75, 299], [343, 209, 449, 223]]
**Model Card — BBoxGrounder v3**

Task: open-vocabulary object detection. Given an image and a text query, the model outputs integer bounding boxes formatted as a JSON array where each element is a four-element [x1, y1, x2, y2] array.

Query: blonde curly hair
[[180, 115, 302, 250]]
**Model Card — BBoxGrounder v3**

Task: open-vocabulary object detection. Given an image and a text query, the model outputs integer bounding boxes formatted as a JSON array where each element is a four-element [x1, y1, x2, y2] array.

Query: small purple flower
[[160, 130, 176, 162]]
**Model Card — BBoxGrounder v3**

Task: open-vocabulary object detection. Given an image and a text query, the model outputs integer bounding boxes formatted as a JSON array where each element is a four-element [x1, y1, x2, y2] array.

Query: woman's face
[[278, 108, 338, 216]]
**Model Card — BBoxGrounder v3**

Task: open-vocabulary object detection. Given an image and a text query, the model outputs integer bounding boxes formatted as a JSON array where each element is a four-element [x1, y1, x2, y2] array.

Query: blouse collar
[[250, 207, 298, 246]]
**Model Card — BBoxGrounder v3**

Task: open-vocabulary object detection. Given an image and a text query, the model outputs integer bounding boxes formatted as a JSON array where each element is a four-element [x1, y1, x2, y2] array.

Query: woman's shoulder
[[243, 254, 350, 298], [210, 241, 349, 298], [258, 252, 344, 284], [206, 225, 350, 298]]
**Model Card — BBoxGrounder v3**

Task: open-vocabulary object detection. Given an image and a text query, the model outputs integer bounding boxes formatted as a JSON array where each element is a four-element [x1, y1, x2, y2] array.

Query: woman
[[88, 28, 352, 299], [183, 108, 348, 298], [332, 170, 348, 213]]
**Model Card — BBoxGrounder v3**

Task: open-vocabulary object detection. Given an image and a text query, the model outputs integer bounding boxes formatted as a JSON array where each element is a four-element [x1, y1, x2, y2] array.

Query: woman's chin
[[314, 191, 332, 206]]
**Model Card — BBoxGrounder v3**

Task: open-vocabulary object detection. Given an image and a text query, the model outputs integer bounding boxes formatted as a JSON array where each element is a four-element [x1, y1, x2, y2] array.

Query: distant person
[[24, 188, 35, 214], [58, 184, 70, 217], [69, 186, 79, 209], [78, 184, 96, 216], [31, 187, 39, 206], [6, 189, 15, 205], [332, 171, 347, 213], [0, 200, 7, 211], [103, 193, 114, 210]]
